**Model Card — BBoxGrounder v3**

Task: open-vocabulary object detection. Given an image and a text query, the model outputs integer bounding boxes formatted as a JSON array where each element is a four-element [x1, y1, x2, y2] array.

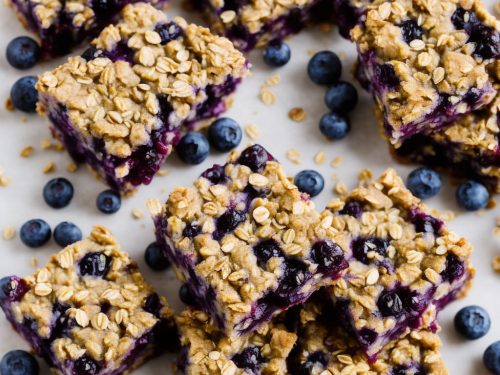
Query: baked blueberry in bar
[[385, 87, 500, 193], [321, 169, 474, 358], [289, 299, 447, 375], [149, 144, 349, 338], [351, 0, 499, 144], [0, 225, 177, 375], [190, 0, 334, 51], [333, 0, 371, 39], [6, 0, 167, 58], [175, 308, 297, 374], [36, 3, 248, 195]]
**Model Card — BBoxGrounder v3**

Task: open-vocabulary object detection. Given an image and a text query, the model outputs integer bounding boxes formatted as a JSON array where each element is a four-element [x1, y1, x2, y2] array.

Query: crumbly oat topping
[[176, 309, 296, 374], [6, 225, 173, 366], [150, 146, 350, 337], [294, 300, 447, 374], [323, 169, 474, 355], [352, 0, 498, 133], [36, 3, 247, 164]]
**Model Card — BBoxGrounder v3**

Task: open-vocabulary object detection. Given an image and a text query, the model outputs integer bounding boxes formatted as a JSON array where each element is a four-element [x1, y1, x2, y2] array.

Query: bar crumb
[[2, 226, 15, 241]]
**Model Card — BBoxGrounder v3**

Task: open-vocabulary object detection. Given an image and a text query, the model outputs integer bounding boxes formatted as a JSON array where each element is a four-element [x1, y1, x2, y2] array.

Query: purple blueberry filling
[[298, 351, 329, 374], [154, 22, 183, 44], [253, 239, 284, 267], [213, 209, 247, 240], [231, 346, 266, 373], [398, 19, 423, 44], [237, 144, 275, 172], [339, 200, 363, 218], [78, 252, 111, 277], [441, 253, 466, 283], [334, 0, 370, 39], [74, 355, 101, 375], [193, 0, 334, 51], [200, 164, 226, 184], [182, 223, 201, 238], [392, 364, 426, 375], [8, 0, 168, 58], [408, 210, 443, 236], [310, 240, 348, 277], [351, 237, 389, 265]]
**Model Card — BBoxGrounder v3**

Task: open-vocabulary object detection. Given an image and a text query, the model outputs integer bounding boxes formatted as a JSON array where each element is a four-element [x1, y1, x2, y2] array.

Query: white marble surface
[[0, 2, 498, 374]]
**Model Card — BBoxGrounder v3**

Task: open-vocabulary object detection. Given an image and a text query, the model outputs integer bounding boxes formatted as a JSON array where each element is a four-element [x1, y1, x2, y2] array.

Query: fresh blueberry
[[232, 346, 263, 371], [237, 144, 274, 172], [0, 350, 39, 375], [208, 118, 242, 152], [484, 341, 500, 375], [294, 170, 324, 197], [399, 19, 423, 44], [307, 51, 342, 85], [154, 22, 182, 44], [319, 113, 350, 140], [20, 219, 51, 248], [10, 76, 38, 113], [78, 252, 111, 277], [96, 190, 121, 214], [276, 259, 309, 302], [176, 132, 209, 165], [263, 40, 291, 67], [456, 181, 489, 211], [73, 354, 100, 375], [406, 167, 442, 200], [352, 237, 388, 264], [454, 305, 491, 340], [179, 284, 197, 306], [0, 277, 29, 302], [6, 37, 40, 70], [43, 178, 74, 208], [377, 290, 404, 317], [145, 242, 170, 271], [214, 209, 246, 240], [324, 81, 358, 114], [53, 222, 82, 247]]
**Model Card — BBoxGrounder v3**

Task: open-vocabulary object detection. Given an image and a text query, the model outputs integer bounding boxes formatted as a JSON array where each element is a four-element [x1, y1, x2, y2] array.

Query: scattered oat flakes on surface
[[5, 98, 14, 111], [132, 208, 144, 220], [319, 23, 332, 32], [286, 149, 301, 164], [0, 167, 11, 187], [492, 256, 500, 273], [307, 49, 316, 56], [496, 1, 500, 16], [338, 51, 347, 61], [40, 138, 53, 149], [288, 107, 306, 122], [66, 163, 78, 173], [2, 226, 15, 241], [335, 181, 348, 195], [487, 198, 496, 209], [31, 257, 38, 267], [259, 87, 276, 105], [314, 151, 326, 165], [20, 116, 28, 123], [330, 156, 342, 167], [20, 146, 34, 158], [157, 168, 169, 177], [265, 74, 280, 86], [43, 162, 56, 174], [245, 123, 260, 140], [358, 168, 373, 182]]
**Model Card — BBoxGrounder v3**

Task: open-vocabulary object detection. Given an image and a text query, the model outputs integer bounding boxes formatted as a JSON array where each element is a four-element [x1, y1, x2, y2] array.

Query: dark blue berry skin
[[324, 81, 358, 114], [78, 252, 111, 277], [145, 242, 170, 271], [307, 51, 342, 85], [53, 222, 82, 247], [454, 305, 491, 340], [406, 167, 442, 200], [294, 170, 324, 197], [399, 19, 423, 44], [456, 181, 489, 211], [319, 113, 350, 140], [73, 355, 100, 375], [484, 341, 500, 375], [179, 284, 197, 306], [0, 350, 39, 375], [208, 118, 242, 152], [263, 40, 291, 67], [6, 37, 41, 70], [232, 346, 263, 371], [20, 219, 51, 248], [177, 132, 210, 165], [154, 22, 182, 44], [43, 178, 74, 208], [10, 76, 38, 113], [96, 190, 121, 214]]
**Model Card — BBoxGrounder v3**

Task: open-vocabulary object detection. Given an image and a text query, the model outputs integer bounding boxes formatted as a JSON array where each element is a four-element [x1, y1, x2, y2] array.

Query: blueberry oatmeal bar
[[175, 308, 296, 374], [190, 0, 334, 51], [0, 225, 177, 375], [289, 299, 447, 375], [6, 0, 167, 58], [386, 85, 500, 193], [149, 144, 349, 338], [351, 0, 499, 144], [321, 169, 474, 358], [36, 3, 248, 194]]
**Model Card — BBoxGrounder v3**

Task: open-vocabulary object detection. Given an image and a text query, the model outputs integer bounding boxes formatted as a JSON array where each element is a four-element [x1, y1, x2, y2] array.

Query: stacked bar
[[6, 0, 167, 58], [190, 0, 335, 51], [0, 226, 177, 375], [341, 0, 499, 191], [149, 144, 349, 338], [36, 3, 248, 195], [150, 145, 473, 372]]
